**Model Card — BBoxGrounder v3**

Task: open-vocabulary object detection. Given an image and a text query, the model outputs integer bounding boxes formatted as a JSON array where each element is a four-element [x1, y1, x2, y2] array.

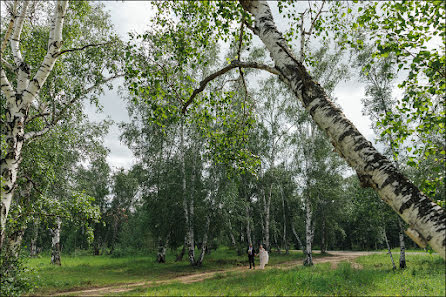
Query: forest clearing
[[1, 1, 445, 296], [27, 249, 445, 296]]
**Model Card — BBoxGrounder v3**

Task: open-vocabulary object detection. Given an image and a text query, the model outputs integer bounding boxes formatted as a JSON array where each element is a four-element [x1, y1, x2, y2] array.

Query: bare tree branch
[[10, 0, 29, 66], [182, 60, 279, 114], [0, 69, 15, 100]]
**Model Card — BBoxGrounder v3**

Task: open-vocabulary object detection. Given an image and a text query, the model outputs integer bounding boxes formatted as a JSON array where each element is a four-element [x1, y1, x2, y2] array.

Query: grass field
[[125, 253, 445, 296], [27, 247, 302, 295], [26, 248, 445, 296]]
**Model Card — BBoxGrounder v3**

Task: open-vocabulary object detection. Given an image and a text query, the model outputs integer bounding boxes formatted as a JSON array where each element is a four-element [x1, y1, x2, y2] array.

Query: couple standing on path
[[247, 244, 269, 269]]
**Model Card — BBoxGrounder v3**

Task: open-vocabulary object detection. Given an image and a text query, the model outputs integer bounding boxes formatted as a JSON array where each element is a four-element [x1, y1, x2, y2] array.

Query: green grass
[[26, 247, 301, 295], [122, 252, 445, 296]]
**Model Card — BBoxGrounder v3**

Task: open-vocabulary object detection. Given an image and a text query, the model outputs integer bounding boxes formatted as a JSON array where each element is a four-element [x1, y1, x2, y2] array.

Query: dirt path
[[52, 251, 379, 296]]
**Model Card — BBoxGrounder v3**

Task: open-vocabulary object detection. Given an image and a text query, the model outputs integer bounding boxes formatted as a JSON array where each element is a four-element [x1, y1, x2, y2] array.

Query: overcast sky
[[89, 1, 376, 171]]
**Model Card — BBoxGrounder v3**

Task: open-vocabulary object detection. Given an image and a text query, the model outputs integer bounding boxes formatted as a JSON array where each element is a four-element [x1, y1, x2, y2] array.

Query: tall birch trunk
[[240, 0, 445, 258], [303, 195, 313, 266], [280, 186, 288, 254], [263, 185, 272, 251], [398, 219, 406, 269], [175, 236, 187, 262], [245, 203, 252, 246], [321, 212, 327, 254], [1, 1, 69, 250], [50, 216, 62, 265]]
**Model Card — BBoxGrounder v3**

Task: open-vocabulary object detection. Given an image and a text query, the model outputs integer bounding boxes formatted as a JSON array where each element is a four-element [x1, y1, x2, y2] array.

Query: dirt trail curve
[[51, 251, 379, 297]]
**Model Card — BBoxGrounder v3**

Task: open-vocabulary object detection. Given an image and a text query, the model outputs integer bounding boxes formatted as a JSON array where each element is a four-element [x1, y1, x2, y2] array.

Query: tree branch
[[182, 60, 279, 114], [54, 41, 113, 58], [24, 73, 123, 141], [0, 0, 18, 56], [1, 57, 15, 72], [0, 69, 16, 100], [10, 0, 29, 66]]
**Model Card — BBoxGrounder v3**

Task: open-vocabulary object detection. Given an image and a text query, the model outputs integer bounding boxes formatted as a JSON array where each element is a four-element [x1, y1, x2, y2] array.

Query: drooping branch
[[182, 60, 279, 113]]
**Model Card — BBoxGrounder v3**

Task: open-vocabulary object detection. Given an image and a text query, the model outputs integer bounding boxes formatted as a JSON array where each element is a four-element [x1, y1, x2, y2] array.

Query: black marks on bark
[[32, 78, 41, 90], [338, 128, 358, 142], [15, 93, 23, 105], [309, 104, 319, 116], [19, 62, 30, 75], [353, 141, 370, 152], [357, 172, 374, 188]]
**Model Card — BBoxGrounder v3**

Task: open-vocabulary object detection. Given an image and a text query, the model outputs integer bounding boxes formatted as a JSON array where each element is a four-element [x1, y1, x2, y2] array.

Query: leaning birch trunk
[[0, 0, 69, 250], [291, 223, 305, 253], [50, 217, 62, 265], [383, 228, 396, 270], [239, 0, 445, 259], [398, 219, 406, 269], [304, 195, 313, 266], [196, 215, 211, 266]]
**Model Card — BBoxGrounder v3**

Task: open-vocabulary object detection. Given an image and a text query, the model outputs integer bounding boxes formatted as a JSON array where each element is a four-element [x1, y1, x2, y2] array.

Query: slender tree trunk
[[398, 219, 406, 269], [280, 186, 288, 254], [50, 216, 62, 266], [304, 195, 313, 266], [263, 185, 272, 251], [196, 215, 211, 266], [227, 217, 237, 249], [30, 218, 40, 257], [245, 203, 252, 246], [383, 228, 396, 270], [176, 236, 187, 262], [240, 0, 445, 259], [156, 235, 170, 263]]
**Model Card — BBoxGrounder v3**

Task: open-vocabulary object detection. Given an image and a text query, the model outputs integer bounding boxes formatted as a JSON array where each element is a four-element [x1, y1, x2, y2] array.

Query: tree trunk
[[240, 0, 445, 259], [245, 203, 252, 246], [383, 228, 396, 270], [176, 236, 187, 262], [398, 219, 406, 269], [280, 186, 288, 254], [227, 217, 237, 249], [303, 195, 313, 266], [30, 218, 40, 257], [262, 185, 272, 251], [156, 235, 169, 263], [1, 1, 69, 250], [195, 215, 211, 266], [50, 216, 62, 266]]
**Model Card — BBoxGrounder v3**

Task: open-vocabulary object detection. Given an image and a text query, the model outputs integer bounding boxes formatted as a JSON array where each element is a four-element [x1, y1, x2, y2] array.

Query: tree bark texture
[[239, 0, 445, 259], [50, 216, 62, 265], [304, 195, 313, 266], [30, 218, 40, 257], [196, 215, 211, 266], [291, 223, 304, 253], [245, 203, 252, 246], [156, 235, 169, 263]]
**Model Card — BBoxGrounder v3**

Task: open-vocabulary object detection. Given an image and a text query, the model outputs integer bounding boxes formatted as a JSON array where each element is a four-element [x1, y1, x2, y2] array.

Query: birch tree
[[0, 0, 123, 249]]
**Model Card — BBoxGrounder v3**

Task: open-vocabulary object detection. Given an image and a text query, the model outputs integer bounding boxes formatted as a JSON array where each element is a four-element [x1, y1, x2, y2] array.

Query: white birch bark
[[245, 203, 252, 246], [240, 0, 445, 259], [303, 194, 313, 266], [1, 0, 68, 250], [50, 216, 62, 265], [30, 218, 40, 257], [156, 235, 169, 263], [291, 223, 305, 253]]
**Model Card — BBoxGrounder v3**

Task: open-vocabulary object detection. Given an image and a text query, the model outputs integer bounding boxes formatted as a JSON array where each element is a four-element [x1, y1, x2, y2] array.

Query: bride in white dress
[[258, 244, 269, 269]]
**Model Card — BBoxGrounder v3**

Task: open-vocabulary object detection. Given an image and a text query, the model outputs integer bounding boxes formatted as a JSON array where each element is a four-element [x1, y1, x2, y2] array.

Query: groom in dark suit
[[247, 244, 256, 269]]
